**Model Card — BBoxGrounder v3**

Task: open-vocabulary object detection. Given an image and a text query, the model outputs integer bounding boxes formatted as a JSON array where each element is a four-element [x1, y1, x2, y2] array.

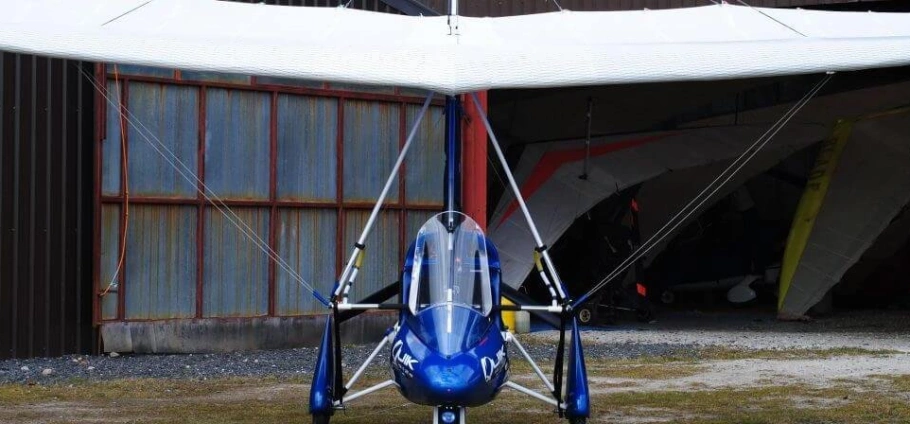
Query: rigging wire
[[734, 0, 808, 38], [574, 72, 834, 306], [78, 66, 328, 304]]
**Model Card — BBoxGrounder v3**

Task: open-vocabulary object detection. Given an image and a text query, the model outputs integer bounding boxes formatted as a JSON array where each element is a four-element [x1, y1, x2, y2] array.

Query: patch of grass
[[585, 362, 704, 380], [598, 385, 910, 424], [692, 346, 901, 361]]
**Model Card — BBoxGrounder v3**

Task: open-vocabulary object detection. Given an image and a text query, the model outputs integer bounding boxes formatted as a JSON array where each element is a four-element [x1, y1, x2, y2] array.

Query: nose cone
[[422, 360, 485, 399]]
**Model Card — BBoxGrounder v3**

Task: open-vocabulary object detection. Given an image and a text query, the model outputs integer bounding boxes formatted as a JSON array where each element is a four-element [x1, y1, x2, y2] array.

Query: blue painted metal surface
[[204, 88, 270, 200], [99, 204, 120, 320], [277, 94, 337, 202], [343, 100, 400, 203], [391, 225, 508, 408], [344, 210, 399, 301], [444, 96, 460, 213], [101, 81, 121, 196], [203, 207, 270, 317], [125, 205, 197, 319], [405, 105, 445, 206], [127, 82, 198, 198], [392, 317, 508, 407], [565, 317, 591, 419], [276, 208, 336, 315], [309, 315, 336, 416]]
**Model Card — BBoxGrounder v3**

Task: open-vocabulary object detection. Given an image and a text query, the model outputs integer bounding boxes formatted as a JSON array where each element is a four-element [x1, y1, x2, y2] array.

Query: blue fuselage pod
[[391, 308, 509, 407]]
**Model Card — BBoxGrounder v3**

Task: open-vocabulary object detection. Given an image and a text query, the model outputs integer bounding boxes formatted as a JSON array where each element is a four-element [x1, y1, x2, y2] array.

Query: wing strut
[[469, 93, 569, 307], [333, 92, 434, 307]]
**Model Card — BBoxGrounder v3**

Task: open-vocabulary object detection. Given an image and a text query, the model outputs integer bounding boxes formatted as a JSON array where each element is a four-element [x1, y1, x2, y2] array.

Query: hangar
[[1, 0, 907, 359]]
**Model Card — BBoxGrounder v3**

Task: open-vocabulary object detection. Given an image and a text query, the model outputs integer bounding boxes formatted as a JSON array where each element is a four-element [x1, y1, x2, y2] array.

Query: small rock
[[20, 366, 29, 372], [109, 352, 120, 358], [41, 368, 54, 376], [87, 366, 96, 371]]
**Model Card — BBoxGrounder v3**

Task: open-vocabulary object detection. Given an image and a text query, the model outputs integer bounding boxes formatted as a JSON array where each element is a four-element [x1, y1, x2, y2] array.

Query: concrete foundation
[[100, 312, 397, 354]]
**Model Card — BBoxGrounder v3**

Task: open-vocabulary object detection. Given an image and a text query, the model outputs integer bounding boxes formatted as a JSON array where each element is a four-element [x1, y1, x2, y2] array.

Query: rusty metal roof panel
[[125, 205, 197, 320], [204, 88, 270, 200], [275, 208, 337, 315], [203, 207, 270, 317], [344, 210, 399, 300], [405, 105, 445, 206], [277, 94, 338, 202], [128, 82, 198, 198], [343, 100, 401, 203]]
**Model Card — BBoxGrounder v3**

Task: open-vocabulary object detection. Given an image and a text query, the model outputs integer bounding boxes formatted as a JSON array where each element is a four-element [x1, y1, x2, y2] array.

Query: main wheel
[[576, 305, 596, 325], [312, 414, 331, 424]]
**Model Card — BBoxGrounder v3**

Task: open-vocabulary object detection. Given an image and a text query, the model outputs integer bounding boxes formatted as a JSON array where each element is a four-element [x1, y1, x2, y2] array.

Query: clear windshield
[[408, 212, 493, 317]]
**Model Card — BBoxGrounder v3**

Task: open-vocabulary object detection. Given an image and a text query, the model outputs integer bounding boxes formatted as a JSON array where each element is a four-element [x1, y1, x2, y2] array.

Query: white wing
[[2, 0, 910, 94]]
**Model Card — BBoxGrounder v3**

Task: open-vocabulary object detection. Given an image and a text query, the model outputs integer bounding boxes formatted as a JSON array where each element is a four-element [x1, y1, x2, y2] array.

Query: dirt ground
[[2, 310, 909, 423]]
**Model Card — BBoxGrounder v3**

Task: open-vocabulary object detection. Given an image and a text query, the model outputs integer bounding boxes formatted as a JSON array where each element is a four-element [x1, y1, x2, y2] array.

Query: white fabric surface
[[2, 1, 910, 94]]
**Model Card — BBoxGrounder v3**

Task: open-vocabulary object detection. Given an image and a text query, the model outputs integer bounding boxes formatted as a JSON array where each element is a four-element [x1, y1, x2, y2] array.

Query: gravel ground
[[0, 340, 694, 385], [537, 309, 910, 352], [2, 309, 904, 385]]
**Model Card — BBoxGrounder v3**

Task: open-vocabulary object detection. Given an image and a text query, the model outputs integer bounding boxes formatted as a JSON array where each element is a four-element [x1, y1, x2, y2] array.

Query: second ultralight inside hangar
[[487, 69, 910, 320]]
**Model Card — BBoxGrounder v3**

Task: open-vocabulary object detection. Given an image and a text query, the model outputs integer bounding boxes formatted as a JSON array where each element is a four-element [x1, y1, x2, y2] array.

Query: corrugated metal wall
[[96, 65, 445, 322], [0, 53, 96, 359]]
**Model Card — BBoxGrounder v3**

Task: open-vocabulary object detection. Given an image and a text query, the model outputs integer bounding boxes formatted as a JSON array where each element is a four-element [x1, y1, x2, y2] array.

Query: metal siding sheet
[[343, 100, 400, 203], [276, 208, 336, 315], [203, 207, 270, 317], [327, 82, 396, 95], [405, 105, 445, 206], [204, 88, 270, 200], [108, 64, 174, 79], [128, 82, 198, 198], [0, 54, 95, 359], [101, 80, 120, 196], [99, 204, 120, 320], [255, 76, 325, 89], [180, 71, 252, 85], [125, 205, 197, 319], [276, 94, 337, 202], [344, 210, 399, 301], [406, 210, 438, 246]]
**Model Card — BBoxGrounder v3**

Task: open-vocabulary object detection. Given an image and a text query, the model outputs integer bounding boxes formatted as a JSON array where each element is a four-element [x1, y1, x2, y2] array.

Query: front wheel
[[568, 417, 587, 424], [313, 414, 331, 424]]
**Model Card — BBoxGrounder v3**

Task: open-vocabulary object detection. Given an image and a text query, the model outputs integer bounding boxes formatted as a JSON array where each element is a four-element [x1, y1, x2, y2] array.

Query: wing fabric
[[2, 0, 910, 94]]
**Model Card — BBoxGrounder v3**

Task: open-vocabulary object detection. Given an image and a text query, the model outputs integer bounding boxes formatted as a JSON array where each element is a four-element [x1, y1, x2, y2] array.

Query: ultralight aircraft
[[3, 0, 910, 423]]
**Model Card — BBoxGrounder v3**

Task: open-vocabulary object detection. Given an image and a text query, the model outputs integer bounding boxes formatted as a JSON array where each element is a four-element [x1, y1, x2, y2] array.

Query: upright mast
[[443, 0, 461, 225]]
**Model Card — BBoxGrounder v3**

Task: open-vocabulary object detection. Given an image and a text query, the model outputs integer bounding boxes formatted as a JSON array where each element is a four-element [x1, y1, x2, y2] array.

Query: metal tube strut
[[504, 381, 561, 408], [508, 332, 555, 393], [469, 93, 568, 302], [334, 92, 434, 299]]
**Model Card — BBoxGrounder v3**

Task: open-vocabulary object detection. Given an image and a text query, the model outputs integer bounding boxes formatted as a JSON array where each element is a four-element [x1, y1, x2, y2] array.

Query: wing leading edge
[[2, 0, 910, 94]]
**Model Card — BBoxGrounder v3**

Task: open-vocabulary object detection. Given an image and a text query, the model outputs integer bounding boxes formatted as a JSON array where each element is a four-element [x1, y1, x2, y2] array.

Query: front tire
[[313, 414, 331, 424], [568, 417, 587, 424]]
